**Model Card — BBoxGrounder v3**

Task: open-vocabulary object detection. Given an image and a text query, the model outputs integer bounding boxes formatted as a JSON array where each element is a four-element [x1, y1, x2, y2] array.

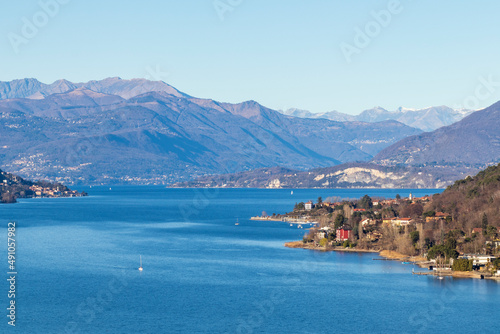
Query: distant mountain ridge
[[372, 100, 500, 169], [171, 163, 455, 189], [175, 99, 500, 189], [0, 78, 421, 185], [0, 77, 188, 100], [280, 105, 473, 132]]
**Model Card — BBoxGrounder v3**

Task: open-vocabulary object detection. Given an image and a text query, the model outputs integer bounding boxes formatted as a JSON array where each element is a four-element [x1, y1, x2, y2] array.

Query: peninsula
[[0, 169, 87, 203], [281, 163, 500, 280]]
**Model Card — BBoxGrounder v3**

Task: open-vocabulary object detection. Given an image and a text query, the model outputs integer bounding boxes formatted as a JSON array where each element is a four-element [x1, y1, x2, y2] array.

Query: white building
[[459, 254, 497, 265]]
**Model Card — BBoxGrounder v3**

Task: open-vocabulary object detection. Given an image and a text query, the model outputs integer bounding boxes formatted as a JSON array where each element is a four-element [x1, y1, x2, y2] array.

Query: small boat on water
[[401, 261, 412, 265], [291, 191, 293, 195], [235, 218, 239, 226], [138, 255, 143, 271]]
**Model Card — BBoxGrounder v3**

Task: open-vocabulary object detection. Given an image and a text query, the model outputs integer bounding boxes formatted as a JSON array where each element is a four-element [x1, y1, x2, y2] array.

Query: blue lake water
[[0, 187, 499, 334]]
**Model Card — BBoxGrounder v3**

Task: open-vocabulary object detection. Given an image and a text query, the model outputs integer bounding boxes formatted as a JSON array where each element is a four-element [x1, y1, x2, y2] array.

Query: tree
[[452, 259, 473, 271], [401, 203, 423, 218], [334, 213, 345, 229], [410, 231, 420, 245], [294, 202, 305, 211], [352, 224, 359, 239], [423, 210, 436, 218], [482, 213, 489, 230], [486, 225, 498, 239], [317, 196, 323, 205], [445, 237, 457, 251], [319, 238, 328, 247], [492, 258, 500, 270], [1, 193, 16, 203], [427, 244, 459, 260], [396, 194, 401, 200], [424, 238, 434, 250], [358, 195, 373, 209]]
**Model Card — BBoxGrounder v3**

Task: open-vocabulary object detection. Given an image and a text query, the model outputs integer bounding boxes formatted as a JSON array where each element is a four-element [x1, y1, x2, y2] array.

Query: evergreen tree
[[482, 213, 488, 230]]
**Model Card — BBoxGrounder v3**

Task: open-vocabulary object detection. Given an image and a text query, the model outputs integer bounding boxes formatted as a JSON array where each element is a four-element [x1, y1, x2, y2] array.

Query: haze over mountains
[[280, 106, 473, 132], [373, 100, 500, 169], [0, 77, 187, 100], [0, 78, 421, 185], [1, 77, 497, 187], [179, 100, 500, 188]]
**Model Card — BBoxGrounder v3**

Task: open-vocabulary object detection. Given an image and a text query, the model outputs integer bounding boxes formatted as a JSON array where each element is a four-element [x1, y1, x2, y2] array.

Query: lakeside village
[[0, 170, 87, 203], [252, 193, 500, 280]]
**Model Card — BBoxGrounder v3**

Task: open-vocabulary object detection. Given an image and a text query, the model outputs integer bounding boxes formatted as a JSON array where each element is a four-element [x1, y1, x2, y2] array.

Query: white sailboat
[[138, 255, 143, 271]]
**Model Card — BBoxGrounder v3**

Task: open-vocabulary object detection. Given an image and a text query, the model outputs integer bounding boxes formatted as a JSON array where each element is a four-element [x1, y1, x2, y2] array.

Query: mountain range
[[177, 100, 500, 188], [372, 100, 500, 169], [171, 163, 456, 189], [0, 77, 187, 100], [2, 78, 497, 187], [280, 106, 473, 132], [0, 78, 421, 185]]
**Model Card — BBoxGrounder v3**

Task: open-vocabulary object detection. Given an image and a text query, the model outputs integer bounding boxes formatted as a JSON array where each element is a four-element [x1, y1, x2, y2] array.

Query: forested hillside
[[429, 163, 500, 233]]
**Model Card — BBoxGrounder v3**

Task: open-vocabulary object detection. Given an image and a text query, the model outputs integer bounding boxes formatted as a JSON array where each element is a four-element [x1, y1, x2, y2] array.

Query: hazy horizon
[[1, 1, 500, 115]]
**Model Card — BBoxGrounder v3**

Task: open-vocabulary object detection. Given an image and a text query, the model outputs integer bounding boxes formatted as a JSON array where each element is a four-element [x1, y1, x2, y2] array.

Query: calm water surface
[[0, 187, 498, 334]]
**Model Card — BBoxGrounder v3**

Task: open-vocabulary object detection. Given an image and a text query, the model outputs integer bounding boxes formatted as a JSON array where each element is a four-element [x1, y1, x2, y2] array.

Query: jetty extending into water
[[251, 215, 318, 225], [250, 216, 284, 221]]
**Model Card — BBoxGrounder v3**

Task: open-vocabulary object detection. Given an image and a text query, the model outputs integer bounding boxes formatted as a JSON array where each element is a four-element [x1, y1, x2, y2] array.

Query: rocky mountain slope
[[172, 163, 455, 189]]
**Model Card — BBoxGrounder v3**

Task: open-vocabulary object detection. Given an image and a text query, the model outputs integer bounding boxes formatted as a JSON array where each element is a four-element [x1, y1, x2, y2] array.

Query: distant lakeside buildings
[[1, 169, 87, 203], [28, 185, 82, 198]]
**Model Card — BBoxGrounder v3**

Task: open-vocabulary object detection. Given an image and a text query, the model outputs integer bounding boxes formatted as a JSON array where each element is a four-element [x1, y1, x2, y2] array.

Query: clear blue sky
[[1, 0, 500, 114]]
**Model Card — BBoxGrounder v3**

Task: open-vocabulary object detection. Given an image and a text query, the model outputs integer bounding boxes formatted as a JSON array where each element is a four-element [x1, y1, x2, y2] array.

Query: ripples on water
[[0, 187, 498, 333]]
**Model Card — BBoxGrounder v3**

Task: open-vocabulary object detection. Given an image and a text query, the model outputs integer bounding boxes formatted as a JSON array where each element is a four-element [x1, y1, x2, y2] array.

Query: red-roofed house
[[336, 225, 352, 241]]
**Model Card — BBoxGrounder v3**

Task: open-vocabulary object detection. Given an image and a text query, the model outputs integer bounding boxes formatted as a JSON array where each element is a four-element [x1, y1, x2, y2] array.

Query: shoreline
[[284, 241, 500, 281]]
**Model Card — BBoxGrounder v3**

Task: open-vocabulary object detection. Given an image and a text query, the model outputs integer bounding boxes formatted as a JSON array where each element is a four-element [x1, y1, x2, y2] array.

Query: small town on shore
[[0, 169, 87, 203], [252, 177, 500, 280]]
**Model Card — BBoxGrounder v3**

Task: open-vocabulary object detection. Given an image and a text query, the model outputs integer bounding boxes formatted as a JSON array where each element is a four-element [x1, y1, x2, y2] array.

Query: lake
[[0, 187, 498, 333]]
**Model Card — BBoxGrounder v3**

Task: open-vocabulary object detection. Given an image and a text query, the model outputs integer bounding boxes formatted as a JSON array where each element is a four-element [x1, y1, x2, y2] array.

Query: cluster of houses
[[29, 185, 80, 198], [315, 225, 353, 241], [301, 195, 500, 258]]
